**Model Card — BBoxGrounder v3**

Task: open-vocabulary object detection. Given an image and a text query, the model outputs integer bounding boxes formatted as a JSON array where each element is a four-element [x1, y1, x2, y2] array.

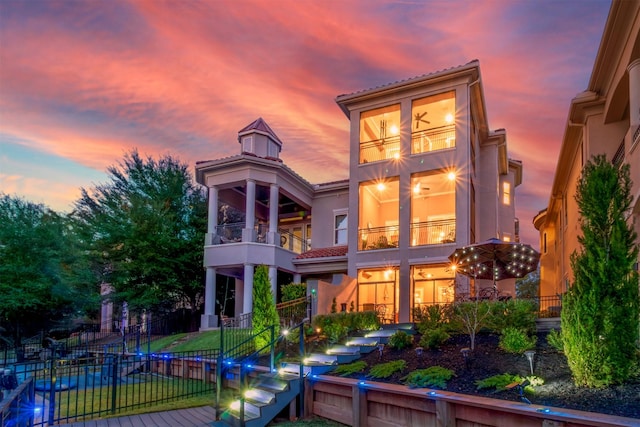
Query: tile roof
[[295, 245, 348, 259], [238, 117, 283, 146]]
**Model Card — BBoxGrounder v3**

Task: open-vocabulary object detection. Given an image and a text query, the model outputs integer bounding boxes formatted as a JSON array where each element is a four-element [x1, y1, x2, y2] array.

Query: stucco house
[[534, 0, 640, 297], [196, 60, 523, 329]]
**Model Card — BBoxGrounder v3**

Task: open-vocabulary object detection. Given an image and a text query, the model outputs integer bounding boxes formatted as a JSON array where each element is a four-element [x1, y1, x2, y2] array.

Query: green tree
[[73, 150, 207, 318], [561, 155, 639, 387], [252, 265, 280, 352], [0, 195, 96, 344]]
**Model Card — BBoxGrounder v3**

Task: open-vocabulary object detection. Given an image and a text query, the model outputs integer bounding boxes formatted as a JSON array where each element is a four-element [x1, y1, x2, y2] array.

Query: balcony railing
[[410, 219, 456, 246], [359, 136, 400, 164], [359, 225, 398, 251], [214, 222, 244, 243], [278, 228, 309, 254], [411, 124, 455, 154]]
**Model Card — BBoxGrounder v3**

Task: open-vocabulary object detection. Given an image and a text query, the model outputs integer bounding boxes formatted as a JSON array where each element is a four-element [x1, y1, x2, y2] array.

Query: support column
[[268, 184, 279, 245], [243, 263, 254, 315], [243, 179, 256, 242], [200, 267, 218, 330], [269, 266, 278, 303], [207, 186, 218, 245], [628, 59, 640, 128], [294, 273, 302, 284]]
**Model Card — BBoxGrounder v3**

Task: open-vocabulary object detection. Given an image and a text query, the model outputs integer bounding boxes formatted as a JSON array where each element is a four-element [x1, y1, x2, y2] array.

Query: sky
[[0, 0, 611, 247]]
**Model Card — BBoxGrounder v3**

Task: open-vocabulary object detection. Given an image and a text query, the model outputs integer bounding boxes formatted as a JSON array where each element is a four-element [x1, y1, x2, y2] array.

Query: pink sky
[[0, 0, 611, 246]]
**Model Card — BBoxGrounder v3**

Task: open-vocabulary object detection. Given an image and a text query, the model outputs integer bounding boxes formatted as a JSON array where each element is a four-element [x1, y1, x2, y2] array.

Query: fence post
[[111, 355, 118, 414], [299, 324, 305, 418], [47, 350, 57, 426], [216, 314, 223, 420], [270, 326, 275, 372]]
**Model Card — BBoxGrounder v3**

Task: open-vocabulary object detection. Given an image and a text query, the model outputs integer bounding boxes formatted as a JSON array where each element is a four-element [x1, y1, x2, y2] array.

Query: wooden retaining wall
[[304, 375, 638, 427]]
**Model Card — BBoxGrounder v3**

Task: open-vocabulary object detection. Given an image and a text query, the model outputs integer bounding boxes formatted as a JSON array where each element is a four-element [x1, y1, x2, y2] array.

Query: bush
[[333, 360, 367, 377], [388, 331, 413, 350], [281, 283, 307, 302], [476, 373, 544, 393], [403, 366, 455, 389], [546, 329, 563, 352], [323, 322, 348, 344], [312, 311, 380, 343], [368, 360, 406, 379], [498, 327, 537, 354], [415, 304, 453, 333], [419, 328, 450, 350], [486, 299, 537, 334]]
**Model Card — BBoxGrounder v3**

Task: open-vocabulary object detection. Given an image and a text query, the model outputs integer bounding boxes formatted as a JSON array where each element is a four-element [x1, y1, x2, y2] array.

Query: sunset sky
[[0, 0, 611, 246]]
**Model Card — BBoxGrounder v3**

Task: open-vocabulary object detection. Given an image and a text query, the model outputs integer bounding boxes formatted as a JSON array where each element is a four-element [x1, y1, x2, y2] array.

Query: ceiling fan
[[414, 111, 430, 129]]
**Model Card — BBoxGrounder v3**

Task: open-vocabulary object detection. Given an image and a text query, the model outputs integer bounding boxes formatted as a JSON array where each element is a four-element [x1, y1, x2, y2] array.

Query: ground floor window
[[358, 268, 397, 323]]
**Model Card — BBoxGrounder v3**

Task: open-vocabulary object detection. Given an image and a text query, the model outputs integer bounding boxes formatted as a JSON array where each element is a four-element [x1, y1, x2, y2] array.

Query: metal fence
[[2, 348, 218, 426]]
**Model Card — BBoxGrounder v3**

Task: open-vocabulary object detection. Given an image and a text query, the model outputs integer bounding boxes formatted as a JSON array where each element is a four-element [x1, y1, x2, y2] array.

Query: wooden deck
[[64, 405, 216, 427]]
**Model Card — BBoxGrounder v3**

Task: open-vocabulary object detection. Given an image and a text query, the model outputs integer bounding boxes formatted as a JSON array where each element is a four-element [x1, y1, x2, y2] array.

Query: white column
[[268, 184, 279, 244], [628, 58, 640, 127], [208, 186, 218, 233], [200, 267, 218, 330], [243, 263, 254, 314], [293, 273, 302, 284], [269, 266, 278, 303], [244, 179, 256, 242]]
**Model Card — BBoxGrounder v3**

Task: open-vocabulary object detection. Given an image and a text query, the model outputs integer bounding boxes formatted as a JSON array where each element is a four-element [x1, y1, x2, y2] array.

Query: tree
[[561, 155, 639, 387], [0, 194, 96, 344], [73, 150, 207, 318], [452, 300, 492, 351], [516, 269, 539, 299], [252, 265, 280, 352]]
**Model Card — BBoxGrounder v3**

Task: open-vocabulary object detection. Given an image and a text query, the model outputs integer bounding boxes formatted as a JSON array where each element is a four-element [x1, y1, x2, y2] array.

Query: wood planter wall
[[304, 375, 638, 427]]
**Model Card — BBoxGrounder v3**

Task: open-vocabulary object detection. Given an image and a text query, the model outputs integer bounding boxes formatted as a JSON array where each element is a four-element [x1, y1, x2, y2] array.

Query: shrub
[[476, 373, 544, 393], [281, 283, 307, 302], [451, 300, 492, 350], [546, 329, 563, 352], [419, 328, 450, 350], [415, 304, 452, 333], [487, 299, 537, 334], [499, 327, 537, 354], [323, 322, 348, 344], [311, 311, 380, 343], [403, 366, 455, 389], [388, 331, 413, 350], [333, 361, 367, 377], [368, 360, 406, 379], [252, 265, 280, 353]]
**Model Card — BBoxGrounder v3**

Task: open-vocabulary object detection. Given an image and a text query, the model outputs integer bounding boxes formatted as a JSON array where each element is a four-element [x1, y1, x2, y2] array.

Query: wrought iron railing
[[276, 296, 311, 328], [358, 225, 399, 250], [411, 124, 455, 154], [410, 219, 456, 246], [214, 222, 244, 244], [359, 136, 401, 163]]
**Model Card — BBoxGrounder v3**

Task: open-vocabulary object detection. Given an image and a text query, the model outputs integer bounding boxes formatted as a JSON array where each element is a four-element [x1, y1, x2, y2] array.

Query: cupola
[[238, 117, 283, 160]]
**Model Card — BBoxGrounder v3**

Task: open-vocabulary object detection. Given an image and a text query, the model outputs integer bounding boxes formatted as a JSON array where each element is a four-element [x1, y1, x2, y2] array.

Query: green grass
[[148, 329, 253, 352]]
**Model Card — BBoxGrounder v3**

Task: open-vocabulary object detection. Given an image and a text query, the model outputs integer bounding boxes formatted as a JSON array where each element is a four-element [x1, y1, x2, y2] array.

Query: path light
[[525, 350, 536, 375], [377, 343, 385, 359], [415, 347, 424, 358], [460, 348, 471, 369]]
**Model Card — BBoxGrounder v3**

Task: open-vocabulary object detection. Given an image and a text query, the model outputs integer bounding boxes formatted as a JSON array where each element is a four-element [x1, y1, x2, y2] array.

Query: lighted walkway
[[64, 406, 216, 427]]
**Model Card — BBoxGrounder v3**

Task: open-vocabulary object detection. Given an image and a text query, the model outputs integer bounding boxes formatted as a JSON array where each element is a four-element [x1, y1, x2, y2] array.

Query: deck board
[[64, 406, 216, 427]]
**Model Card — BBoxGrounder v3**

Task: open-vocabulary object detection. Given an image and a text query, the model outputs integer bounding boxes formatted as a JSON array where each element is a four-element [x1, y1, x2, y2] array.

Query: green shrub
[[388, 331, 413, 350], [311, 311, 380, 343], [403, 366, 455, 389], [323, 322, 348, 344], [415, 304, 453, 333], [546, 329, 563, 352], [333, 361, 367, 377], [368, 360, 406, 379], [499, 327, 537, 354], [475, 373, 543, 393], [486, 299, 537, 334], [419, 328, 450, 350], [281, 283, 307, 302]]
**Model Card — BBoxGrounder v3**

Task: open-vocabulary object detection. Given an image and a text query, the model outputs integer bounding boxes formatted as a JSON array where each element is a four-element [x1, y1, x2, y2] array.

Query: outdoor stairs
[[213, 322, 415, 427], [213, 370, 301, 427]]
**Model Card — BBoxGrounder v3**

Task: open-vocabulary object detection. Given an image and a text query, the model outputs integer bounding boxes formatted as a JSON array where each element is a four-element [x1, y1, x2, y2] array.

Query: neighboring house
[[534, 0, 640, 298], [196, 60, 523, 329]]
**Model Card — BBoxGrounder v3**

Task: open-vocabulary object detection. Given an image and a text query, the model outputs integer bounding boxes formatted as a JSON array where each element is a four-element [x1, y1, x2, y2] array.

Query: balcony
[[359, 225, 398, 251], [359, 136, 400, 164], [410, 219, 456, 246], [205, 222, 308, 254], [411, 124, 455, 154]]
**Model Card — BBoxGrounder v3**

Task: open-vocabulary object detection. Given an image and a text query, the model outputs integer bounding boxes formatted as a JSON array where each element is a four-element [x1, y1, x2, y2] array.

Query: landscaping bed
[[322, 331, 640, 419]]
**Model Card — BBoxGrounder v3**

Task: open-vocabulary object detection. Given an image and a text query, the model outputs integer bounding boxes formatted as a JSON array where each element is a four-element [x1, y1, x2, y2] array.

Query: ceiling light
[[389, 124, 399, 135], [377, 183, 386, 191], [447, 172, 456, 181], [445, 113, 454, 123]]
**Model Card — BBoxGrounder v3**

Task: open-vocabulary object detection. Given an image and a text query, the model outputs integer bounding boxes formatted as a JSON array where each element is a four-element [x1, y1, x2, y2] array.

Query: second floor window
[[359, 104, 400, 164], [334, 211, 348, 245], [503, 182, 511, 206]]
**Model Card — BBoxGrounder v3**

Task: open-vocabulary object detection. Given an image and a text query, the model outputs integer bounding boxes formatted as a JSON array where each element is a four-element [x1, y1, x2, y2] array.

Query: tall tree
[[561, 155, 639, 387], [0, 194, 94, 344], [73, 150, 207, 317], [252, 265, 280, 352]]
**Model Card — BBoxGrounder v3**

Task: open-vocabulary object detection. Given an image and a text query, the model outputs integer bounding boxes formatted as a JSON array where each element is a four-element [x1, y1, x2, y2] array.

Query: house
[[533, 0, 640, 297], [196, 60, 523, 329]]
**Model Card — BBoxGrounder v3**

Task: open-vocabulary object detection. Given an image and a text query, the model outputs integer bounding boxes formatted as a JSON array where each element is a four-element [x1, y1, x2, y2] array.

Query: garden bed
[[321, 331, 640, 419]]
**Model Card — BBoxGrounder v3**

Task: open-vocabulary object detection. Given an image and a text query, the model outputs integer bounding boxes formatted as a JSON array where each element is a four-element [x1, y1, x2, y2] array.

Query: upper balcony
[[411, 124, 455, 154], [205, 222, 309, 255]]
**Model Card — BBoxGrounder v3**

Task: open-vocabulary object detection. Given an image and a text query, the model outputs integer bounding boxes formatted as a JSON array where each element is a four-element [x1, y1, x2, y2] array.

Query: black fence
[[2, 348, 218, 426]]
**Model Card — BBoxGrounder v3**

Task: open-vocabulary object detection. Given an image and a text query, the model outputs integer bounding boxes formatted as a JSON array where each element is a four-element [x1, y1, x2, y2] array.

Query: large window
[[359, 178, 399, 250], [410, 170, 456, 246], [412, 91, 455, 154], [358, 268, 397, 323], [412, 265, 455, 312], [334, 210, 348, 245], [359, 104, 401, 164]]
